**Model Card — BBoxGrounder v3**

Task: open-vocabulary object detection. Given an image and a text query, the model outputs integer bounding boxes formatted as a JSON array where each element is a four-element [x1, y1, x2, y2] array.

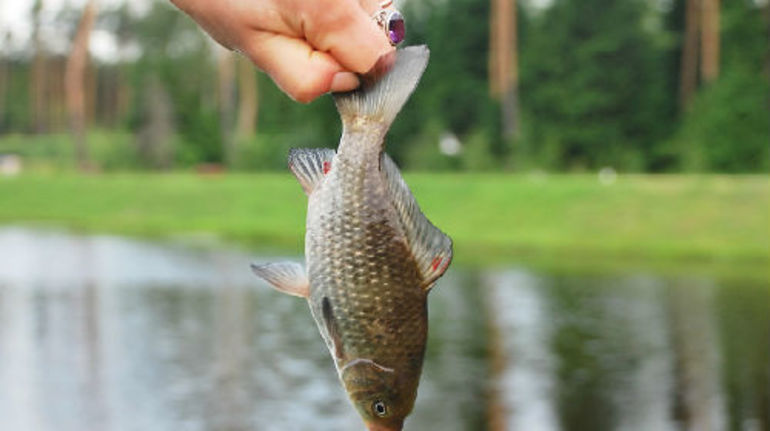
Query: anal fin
[[250, 261, 309, 298], [322, 297, 345, 360], [288, 148, 336, 195]]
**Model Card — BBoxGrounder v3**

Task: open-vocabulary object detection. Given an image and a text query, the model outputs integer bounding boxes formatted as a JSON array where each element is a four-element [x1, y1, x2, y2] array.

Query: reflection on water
[[485, 272, 559, 431], [486, 272, 769, 431], [0, 228, 767, 431]]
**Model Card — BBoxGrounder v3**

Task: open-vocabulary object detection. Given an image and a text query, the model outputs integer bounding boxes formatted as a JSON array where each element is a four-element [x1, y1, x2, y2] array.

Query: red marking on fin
[[431, 257, 443, 271], [441, 255, 452, 272], [322, 161, 331, 174]]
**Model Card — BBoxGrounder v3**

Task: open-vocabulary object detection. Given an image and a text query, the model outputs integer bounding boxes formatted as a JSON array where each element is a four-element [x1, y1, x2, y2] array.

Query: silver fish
[[251, 46, 452, 431]]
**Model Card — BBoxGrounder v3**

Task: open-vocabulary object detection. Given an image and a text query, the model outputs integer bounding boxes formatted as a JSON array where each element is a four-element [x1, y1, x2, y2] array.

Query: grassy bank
[[1, 173, 767, 279]]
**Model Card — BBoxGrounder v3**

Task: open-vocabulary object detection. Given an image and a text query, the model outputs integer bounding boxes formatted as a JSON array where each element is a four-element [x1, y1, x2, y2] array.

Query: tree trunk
[[700, 0, 720, 84], [764, 2, 770, 79], [762, 2, 770, 157], [65, 0, 97, 171], [680, 0, 701, 110], [116, 68, 131, 128], [217, 49, 236, 166], [86, 61, 98, 127], [49, 57, 67, 130], [0, 32, 9, 131], [235, 56, 258, 140], [489, 0, 519, 143], [31, 0, 48, 133], [137, 76, 174, 169]]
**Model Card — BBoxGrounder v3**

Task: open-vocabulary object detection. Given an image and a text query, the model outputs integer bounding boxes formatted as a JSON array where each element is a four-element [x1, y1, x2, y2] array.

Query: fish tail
[[333, 45, 429, 129]]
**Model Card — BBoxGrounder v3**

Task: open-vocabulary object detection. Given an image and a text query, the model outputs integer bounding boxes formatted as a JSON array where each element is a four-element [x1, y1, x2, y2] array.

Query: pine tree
[[31, 0, 48, 133], [674, 0, 769, 172], [65, 0, 97, 170], [489, 0, 519, 142], [235, 56, 258, 140], [521, 0, 670, 170]]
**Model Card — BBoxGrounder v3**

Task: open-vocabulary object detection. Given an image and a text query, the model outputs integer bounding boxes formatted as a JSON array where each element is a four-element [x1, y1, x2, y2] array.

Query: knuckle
[[307, 6, 357, 45], [309, 0, 355, 24]]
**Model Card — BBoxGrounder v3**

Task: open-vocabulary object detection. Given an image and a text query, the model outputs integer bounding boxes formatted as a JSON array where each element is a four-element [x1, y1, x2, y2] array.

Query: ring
[[372, 1, 405, 46]]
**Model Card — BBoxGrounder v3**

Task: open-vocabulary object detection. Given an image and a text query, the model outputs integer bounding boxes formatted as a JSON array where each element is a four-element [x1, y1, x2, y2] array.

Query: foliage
[[672, 0, 770, 172], [116, 2, 222, 165], [519, 0, 673, 171], [675, 68, 769, 172], [0, 130, 141, 170], [396, 0, 501, 167]]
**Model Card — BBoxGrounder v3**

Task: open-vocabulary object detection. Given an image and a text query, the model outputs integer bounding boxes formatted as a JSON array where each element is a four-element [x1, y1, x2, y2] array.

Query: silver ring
[[372, 3, 405, 46]]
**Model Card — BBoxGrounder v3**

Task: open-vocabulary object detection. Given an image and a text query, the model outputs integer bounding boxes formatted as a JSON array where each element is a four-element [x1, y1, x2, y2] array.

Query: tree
[[111, 1, 220, 165], [136, 76, 174, 169], [65, 0, 97, 170], [700, 0, 720, 84], [217, 49, 236, 166], [521, 0, 670, 170], [217, 51, 260, 167], [394, 0, 499, 168], [680, 0, 701, 109], [679, 0, 721, 109], [674, 0, 769, 172], [489, 0, 519, 144], [31, 0, 48, 133], [235, 56, 258, 140], [0, 32, 9, 131]]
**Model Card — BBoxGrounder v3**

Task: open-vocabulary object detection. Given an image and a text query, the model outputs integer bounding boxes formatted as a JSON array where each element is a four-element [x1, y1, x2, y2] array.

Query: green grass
[[0, 173, 768, 280]]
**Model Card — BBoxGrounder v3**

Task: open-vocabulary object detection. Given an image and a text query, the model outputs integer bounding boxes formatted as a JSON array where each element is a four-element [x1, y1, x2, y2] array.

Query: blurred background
[[0, 0, 768, 430], [0, 0, 767, 171]]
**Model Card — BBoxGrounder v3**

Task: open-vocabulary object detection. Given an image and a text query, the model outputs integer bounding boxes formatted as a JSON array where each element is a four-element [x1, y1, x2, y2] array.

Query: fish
[[251, 45, 452, 431]]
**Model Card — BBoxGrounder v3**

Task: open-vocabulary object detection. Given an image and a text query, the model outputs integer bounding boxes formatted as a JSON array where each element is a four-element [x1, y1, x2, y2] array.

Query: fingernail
[[330, 72, 360, 93]]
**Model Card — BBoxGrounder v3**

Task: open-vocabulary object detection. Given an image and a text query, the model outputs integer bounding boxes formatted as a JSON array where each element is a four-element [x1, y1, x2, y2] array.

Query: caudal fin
[[333, 45, 429, 128]]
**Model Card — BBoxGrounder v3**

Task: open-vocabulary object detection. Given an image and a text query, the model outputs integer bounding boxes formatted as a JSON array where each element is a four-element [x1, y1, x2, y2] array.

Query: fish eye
[[372, 400, 388, 417]]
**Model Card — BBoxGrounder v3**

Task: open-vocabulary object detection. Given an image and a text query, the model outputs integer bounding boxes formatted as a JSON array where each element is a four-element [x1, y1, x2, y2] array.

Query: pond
[[0, 228, 767, 431]]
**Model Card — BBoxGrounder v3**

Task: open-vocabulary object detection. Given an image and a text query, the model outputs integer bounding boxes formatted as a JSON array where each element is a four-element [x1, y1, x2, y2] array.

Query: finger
[[307, 0, 393, 74], [242, 32, 360, 103], [357, 0, 383, 16], [330, 72, 361, 93]]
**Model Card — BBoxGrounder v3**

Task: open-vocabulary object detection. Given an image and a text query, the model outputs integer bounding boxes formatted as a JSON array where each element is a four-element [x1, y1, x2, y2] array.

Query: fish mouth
[[365, 421, 403, 431]]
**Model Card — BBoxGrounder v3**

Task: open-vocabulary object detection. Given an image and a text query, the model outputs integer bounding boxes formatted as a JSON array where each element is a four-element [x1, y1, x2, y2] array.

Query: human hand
[[171, 0, 394, 103]]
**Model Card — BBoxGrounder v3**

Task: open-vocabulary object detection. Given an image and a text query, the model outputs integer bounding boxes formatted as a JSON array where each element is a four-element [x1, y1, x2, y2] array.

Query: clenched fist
[[171, 0, 394, 102]]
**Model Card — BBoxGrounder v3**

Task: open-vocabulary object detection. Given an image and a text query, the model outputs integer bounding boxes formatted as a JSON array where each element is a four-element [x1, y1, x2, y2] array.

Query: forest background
[[0, 0, 767, 174]]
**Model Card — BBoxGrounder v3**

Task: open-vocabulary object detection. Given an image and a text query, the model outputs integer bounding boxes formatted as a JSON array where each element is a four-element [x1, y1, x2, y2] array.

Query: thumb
[[242, 32, 361, 103]]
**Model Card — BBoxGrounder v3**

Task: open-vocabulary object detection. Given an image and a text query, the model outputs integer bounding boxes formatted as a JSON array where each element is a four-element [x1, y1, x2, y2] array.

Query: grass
[[0, 172, 767, 280]]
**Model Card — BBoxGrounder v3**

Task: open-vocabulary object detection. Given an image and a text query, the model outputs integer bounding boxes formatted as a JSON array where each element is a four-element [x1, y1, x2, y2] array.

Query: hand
[[171, 0, 394, 103]]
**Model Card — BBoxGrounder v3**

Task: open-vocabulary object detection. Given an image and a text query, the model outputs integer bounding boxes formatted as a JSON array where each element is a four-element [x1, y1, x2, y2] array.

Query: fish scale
[[251, 46, 452, 431]]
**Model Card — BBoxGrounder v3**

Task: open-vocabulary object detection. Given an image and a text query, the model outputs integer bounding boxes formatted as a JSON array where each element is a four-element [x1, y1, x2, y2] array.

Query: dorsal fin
[[333, 46, 429, 129], [382, 154, 453, 289], [288, 148, 336, 195], [250, 261, 309, 298]]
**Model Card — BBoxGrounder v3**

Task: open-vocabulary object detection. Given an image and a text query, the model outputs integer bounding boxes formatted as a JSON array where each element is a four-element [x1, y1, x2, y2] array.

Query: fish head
[[341, 358, 419, 431]]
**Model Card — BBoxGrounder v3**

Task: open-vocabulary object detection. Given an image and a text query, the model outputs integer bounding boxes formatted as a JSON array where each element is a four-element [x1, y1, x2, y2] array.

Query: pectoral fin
[[382, 154, 453, 290], [288, 148, 336, 195], [250, 262, 309, 298]]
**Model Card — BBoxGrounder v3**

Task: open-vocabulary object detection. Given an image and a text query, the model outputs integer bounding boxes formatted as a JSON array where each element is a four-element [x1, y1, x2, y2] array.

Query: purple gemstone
[[387, 11, 405, 45]]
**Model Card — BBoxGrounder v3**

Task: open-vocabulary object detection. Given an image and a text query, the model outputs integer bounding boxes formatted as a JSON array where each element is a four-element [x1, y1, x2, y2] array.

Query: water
[[0, 228, 767, 431]]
